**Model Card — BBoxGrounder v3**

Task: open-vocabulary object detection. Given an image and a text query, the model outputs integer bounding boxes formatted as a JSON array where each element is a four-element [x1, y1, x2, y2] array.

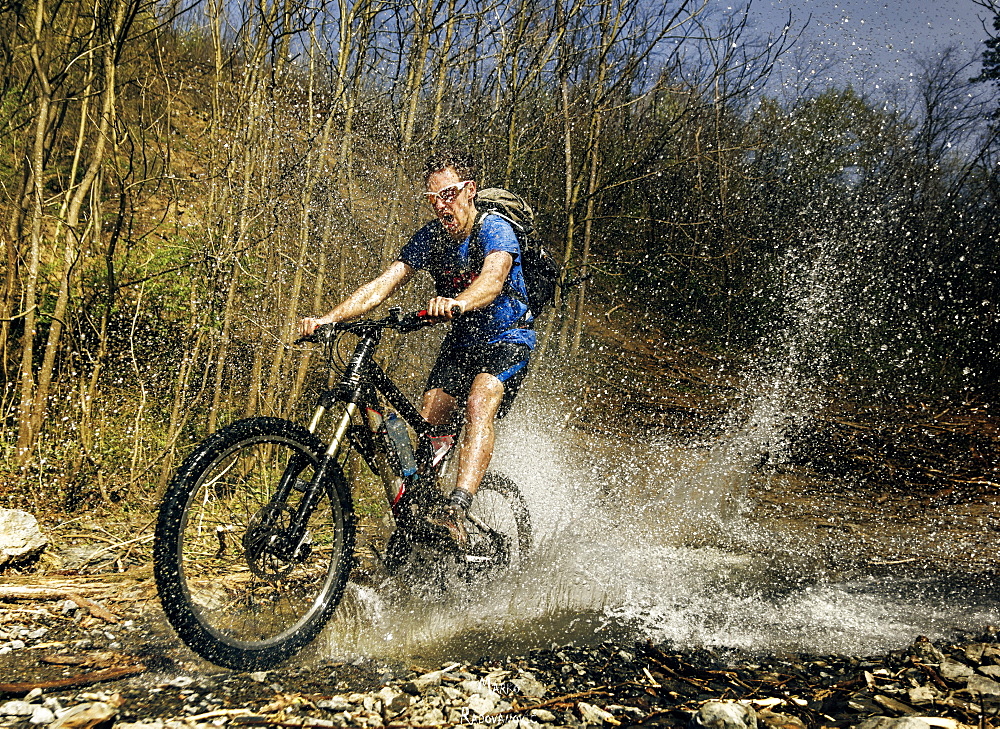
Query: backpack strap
[[469, 211, 533, 327]]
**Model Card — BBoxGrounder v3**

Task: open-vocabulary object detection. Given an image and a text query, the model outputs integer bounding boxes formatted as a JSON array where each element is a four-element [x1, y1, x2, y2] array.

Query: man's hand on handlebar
[[298, 316, 333, 338], [426, 297, 466, 321]]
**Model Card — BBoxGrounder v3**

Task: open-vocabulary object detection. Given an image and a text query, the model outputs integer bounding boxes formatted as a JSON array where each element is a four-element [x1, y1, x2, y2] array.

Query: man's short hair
[[423, 150, 478, 182]]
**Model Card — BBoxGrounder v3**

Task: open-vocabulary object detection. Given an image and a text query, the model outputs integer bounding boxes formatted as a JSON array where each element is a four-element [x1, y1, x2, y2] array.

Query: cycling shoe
[[425, 503, 468, 549]]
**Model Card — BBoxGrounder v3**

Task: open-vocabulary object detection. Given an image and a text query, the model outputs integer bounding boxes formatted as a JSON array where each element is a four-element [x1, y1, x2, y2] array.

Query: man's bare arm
[[426, 251, 513, 319], [299, 260, 415, 335]]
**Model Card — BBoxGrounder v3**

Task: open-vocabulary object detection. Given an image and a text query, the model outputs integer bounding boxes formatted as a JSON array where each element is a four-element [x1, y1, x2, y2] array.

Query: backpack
[[473, 188, 559, 314]]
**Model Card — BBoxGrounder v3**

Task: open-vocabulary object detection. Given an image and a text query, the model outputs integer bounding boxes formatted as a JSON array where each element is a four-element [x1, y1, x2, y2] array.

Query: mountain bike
[[153, 308, 532, 670]]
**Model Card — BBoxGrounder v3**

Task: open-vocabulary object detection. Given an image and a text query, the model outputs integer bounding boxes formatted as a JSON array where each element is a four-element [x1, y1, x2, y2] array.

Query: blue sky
[[725, 0, 994, 96]]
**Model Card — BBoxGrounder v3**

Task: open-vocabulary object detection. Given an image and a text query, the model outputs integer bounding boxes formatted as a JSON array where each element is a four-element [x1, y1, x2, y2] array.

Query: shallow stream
[[314, 400, 1000, 666]]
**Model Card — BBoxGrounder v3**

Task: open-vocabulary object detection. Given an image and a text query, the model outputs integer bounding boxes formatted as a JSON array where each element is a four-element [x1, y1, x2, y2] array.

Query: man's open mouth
[[440, 212, 456, 228]]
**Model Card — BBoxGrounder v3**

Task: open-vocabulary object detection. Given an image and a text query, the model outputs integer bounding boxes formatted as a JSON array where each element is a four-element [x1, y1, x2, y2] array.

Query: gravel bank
[[3, 589, 1000, 729]]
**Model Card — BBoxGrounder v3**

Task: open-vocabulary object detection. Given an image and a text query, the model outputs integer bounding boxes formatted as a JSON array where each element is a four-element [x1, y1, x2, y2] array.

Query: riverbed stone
[[912, 639, 946, 665], [49, 701, 118, 729], [466, 692, 497, 716], [855, 717, 934, 729], [318, 697, 353, 712], [938, 659, 975, 683], [511, 674, 547, 698], [757, 709, 807, 729], [459, 679, 501, 700], [691, 702, 758, 729], [965, 675, 1000, 697], [376, 687, 411, 717], [964, 644, 988, 664], [1, 701, 34, 717], [530, 709, 557, 723], [907, 686, 941, 705], [0, 509, 47, 567], [403, 670, 444, 694], [407, 706, 445, 726], [29, 706, 55, 725], [579, 702, 620, 725]]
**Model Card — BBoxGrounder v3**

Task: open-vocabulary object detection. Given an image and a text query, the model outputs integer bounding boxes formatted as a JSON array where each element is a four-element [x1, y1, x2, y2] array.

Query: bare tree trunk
[[538, 41, 576, 360], [570, 110, 601, 355], [428, 0, 459, 143], [16, 0, 57, 459], [207, 267, 239, 431], [290, 250, 326, 404], [33, 0, 127, 440], [380, 0, 437, 263]]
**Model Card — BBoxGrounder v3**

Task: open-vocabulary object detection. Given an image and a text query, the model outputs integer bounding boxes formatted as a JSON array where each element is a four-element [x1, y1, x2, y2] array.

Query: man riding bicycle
[[297, 150, 534, 547]]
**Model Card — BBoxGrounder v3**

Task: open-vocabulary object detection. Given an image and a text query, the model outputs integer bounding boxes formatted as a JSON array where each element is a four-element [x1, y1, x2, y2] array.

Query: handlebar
[[295, 306, 459, 345]]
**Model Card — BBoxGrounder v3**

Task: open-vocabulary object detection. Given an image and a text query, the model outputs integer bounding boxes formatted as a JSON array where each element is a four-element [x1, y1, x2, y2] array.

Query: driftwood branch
[[0, 586, 120, 622], [0, 664, 146, 696]]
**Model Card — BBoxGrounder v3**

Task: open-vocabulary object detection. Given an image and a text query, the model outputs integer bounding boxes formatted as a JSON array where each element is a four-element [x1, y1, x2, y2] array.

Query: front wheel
[[153, 417, 355, 670]]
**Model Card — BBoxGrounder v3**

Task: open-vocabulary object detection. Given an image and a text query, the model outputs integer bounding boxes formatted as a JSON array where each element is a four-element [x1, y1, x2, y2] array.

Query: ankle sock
[[449, 488, 473, 511]]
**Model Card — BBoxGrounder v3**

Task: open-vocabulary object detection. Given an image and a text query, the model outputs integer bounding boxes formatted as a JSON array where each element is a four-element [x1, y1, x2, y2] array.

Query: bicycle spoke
[[165, 429, 349, 653]]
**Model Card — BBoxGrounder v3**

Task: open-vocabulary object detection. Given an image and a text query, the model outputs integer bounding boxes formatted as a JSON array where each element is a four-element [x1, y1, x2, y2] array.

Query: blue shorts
[[426, 342, 530, 419]]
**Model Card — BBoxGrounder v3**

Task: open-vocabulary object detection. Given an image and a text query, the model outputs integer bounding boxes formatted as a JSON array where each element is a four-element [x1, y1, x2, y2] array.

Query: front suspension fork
[[261, 403, 357, 562]]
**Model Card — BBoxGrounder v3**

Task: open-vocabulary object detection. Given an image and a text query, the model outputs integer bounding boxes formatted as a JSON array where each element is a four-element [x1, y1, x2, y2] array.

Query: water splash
[[313, 230, 996, 665], [313, 402, 998, 666]]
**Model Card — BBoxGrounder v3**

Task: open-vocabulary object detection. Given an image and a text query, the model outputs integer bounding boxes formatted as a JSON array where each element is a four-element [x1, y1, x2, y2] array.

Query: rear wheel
[[461, 472, 532, 577], [154, 417, 355, 669]]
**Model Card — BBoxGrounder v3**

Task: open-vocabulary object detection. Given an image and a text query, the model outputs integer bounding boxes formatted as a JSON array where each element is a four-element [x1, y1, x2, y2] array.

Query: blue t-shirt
[[399, 214, 536, 349]]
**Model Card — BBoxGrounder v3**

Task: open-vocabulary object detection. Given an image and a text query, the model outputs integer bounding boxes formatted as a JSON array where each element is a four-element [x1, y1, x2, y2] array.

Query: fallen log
[[0, 664, 145, 696], [0, 586, 119, 622]]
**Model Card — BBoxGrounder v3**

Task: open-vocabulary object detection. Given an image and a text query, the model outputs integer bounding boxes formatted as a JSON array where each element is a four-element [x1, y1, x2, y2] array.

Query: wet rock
[[0, 509, 47, 567], [964, 675, 1000, 697], [855, 717, 934, 729], [459, 679, 501, 700], [938, 659, 974, 683], [691, 703, 759, 729], [403, 668, 448, 694], [318, 697, 353, 712], [530, 708, 558, 723], [465, 692, 497, 716], [440, 685, 464, 701], [511, 674, 547, 698], [50, 701, 119, 729], [964, 644, 987, 664], [29, 706, 56, 725], [578, 702, 620, 725], [907, 686, 941, 705], [980, 665, 1000, 679], [757, 710, 807, 729], [912, 638, 946, 665], [406, 705, 445, 726], [874, 695, 920, 716], [24, 688, 43, 703], [1, 701, 35, 717]]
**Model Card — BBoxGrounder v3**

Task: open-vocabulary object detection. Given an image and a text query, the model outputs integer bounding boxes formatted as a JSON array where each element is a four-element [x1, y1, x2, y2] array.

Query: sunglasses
[[423, 180, 472, 204]]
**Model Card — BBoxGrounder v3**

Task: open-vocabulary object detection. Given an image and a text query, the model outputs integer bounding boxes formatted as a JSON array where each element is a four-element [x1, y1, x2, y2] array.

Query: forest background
[[1, 0, 998, 512]]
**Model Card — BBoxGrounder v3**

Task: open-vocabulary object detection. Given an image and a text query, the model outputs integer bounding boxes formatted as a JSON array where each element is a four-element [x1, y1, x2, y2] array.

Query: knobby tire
[[464, 471, 532, 575], [153, 417, 355, 670]]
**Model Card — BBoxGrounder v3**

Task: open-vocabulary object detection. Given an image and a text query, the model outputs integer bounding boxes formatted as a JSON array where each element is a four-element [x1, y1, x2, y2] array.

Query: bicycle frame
[[271, 310, 454, 560]]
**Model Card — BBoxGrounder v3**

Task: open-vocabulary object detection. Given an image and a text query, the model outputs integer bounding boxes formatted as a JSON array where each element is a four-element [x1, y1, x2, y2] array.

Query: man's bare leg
[[421, 387, 457, 427], [422, 374, 505, 545], [453, 373, 505, 497]]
